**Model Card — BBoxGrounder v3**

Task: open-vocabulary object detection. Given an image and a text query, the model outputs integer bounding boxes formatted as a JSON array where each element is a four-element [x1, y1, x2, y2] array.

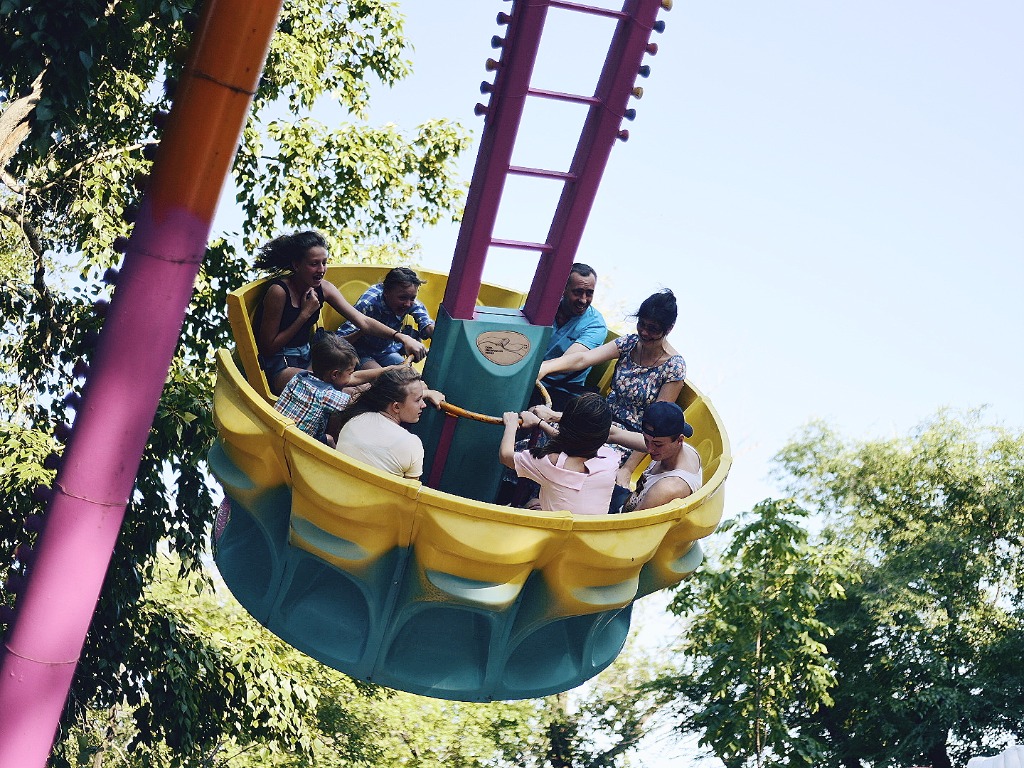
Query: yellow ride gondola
[[210, 264, 731, 701]]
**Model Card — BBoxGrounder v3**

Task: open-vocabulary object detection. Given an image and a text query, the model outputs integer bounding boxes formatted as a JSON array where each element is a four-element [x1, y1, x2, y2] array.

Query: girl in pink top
[[499, 393, 618, 516]]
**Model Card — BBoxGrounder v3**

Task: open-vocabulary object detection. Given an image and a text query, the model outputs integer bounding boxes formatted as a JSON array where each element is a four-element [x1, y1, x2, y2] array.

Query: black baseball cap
[[640, 401, 693, 439]]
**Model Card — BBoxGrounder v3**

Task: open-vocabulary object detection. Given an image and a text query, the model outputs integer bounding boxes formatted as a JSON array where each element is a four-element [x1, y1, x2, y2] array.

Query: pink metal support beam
[[441, 0, 552, 320], [0, 1, 283, 765], [424, 0, 666, 487], [523, 0, 663, 325]]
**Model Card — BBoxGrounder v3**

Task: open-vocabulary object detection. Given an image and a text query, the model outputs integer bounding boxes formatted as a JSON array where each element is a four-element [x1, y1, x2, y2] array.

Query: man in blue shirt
[[539, 263, 607, 410]]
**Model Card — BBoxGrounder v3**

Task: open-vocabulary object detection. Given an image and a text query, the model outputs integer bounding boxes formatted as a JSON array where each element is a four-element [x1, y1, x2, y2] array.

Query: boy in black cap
[[618, 401, 702, 513]]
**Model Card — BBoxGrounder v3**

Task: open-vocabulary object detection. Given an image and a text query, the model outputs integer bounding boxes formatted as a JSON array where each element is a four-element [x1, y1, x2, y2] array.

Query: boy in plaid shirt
[[275, 334, 399, 446]]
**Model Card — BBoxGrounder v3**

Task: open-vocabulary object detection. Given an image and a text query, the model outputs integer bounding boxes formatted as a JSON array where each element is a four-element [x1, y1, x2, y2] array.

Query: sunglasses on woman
[[636, 319, 665, 337]]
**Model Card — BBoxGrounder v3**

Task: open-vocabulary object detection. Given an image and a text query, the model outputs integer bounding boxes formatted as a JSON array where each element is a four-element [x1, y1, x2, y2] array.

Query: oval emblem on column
[[475, 331, 531, 366]]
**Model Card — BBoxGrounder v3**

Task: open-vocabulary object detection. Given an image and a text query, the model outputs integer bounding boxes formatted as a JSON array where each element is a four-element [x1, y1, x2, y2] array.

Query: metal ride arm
[[420, 0, 669, 498], [0, 2, 282, 765], [443, 0, 668, 325]]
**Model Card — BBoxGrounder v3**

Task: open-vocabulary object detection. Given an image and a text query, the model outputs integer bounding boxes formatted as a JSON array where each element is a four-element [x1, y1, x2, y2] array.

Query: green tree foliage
[[535, 651, 675, 768], [58, 557, 665, 768], [261, 668, 666, 768], [775, 411, 1024, 768], [310, 638, 678, 768], [659, 413, 1024, 768], [0, 0, 469, 758], [57, 556, 383, 767], [660, 500, 852, 768]]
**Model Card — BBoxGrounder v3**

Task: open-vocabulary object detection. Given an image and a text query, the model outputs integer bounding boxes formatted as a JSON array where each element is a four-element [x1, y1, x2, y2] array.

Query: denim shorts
[[359, 350, 406, 368], [260, 344, 311, 378]]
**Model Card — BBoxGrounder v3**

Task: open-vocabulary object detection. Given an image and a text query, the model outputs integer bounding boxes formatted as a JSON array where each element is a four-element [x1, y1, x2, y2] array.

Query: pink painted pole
[[0, 1, 283, 765], [441, 0, 551, 320]]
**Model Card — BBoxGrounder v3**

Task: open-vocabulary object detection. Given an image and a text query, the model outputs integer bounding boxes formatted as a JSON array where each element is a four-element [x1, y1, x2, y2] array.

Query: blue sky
[[348, 0, 1024, 517]]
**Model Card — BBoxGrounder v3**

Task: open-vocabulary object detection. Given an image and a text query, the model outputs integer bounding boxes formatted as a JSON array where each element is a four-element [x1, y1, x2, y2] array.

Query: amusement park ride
[[0, 0, 730, 764]]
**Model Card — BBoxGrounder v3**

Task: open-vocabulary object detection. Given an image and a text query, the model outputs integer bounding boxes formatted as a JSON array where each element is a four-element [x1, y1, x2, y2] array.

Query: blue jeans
[[359, 351, 406, 368], [609, 484, 631, 514], [260, 344, 310, 377]]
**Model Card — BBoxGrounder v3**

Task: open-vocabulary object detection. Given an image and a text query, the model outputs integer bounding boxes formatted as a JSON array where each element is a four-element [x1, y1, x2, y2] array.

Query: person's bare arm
[[499, 412, 520, 469], [342, 383, 370, 399], [529, 404, 559, 423], [527, 405, 565, 439], [423, 388, 446, 409], [538, 340, 619, 379], [634, 476, 693, 511], [394, 330, 427, 361], [520, 409, 559, 439], [258, 283, 320, 356], [559, 341, 590, 358], [656, 379, 685, 404], [347, 362, 407, 386], [616, 450, 647, 491], [325, 411, 344, 446], [608, 425, 646, 452]]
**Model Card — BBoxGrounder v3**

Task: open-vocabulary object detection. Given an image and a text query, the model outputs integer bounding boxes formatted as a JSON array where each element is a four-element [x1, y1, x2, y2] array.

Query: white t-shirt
[[335, 412, 424, 479], [967, 747, 1024, 768]]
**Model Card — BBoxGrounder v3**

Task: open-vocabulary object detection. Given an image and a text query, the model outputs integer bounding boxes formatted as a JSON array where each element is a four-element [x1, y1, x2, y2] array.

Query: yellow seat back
[[211, 349, 290, 499], [226, 282, 275, 401]]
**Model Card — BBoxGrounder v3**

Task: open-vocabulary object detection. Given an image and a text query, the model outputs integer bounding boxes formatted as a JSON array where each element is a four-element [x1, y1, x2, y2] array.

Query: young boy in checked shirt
[[274, 333, 402, 447]]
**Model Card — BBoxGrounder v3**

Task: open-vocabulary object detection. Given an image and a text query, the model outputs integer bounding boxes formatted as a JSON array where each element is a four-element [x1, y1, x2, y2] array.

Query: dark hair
[[634, 289, 677, 331], [335, 366, 422, 431], [311, 334, 358, 377], [382, 266, 426, 291], [530, 393, 611, 460], [568, 263, 597, 281], [254, 231, 328, 273]]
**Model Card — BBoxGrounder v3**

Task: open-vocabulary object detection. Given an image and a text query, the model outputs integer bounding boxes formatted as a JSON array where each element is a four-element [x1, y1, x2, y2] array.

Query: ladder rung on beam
[[490, 238, 555, 252], [548, 0, 628, 20], [526, 87, 601, 106], [508, 165, 577, 181]]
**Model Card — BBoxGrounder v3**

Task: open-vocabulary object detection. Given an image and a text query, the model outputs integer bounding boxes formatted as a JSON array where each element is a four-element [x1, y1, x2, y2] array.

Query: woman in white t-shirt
[[334, 366, 443, 480]]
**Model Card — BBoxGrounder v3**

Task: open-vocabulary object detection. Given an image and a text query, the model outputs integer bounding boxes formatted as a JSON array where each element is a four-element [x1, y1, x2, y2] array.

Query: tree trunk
[[815, 705, 862, 768], [546, 691, 576, 768], [925, 740, 953, 768], [0, 70, 43, 173]]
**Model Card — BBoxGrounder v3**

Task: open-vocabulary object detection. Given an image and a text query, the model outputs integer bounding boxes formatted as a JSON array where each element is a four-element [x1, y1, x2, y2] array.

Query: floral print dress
[[606, 334, 687, 461]]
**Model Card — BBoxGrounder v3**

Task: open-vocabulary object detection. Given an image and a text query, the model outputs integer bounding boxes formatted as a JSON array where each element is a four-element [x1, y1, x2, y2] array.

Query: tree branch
[[0, 70, 45, 192], [587, 708, 655, 768], [36, 141, 154, 193], [0, 199, 57, 348]]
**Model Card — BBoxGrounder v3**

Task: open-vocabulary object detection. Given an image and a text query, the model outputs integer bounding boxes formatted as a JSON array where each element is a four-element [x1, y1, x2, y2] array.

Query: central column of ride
[[415, 1, 552, 501], [418, 307, 550, 500]]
